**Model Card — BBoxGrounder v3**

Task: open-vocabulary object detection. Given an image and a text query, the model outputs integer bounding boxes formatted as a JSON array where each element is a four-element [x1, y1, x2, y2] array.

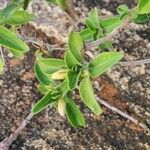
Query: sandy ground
[[0, 0, 150, 149]]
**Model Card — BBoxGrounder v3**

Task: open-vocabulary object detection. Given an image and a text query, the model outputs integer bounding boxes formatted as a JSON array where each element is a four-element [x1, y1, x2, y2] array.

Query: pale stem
[[120, 59, 150, 66], [0, 46, 6, 67], [97, 98, 149, 131], [0, 113, 33, 150]]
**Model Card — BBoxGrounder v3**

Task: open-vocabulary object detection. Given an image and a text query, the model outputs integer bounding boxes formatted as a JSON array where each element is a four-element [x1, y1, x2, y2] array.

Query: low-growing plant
[[31, 0, 150, 127], [33, 32, 123, 127], [0, 0, 150, 128]]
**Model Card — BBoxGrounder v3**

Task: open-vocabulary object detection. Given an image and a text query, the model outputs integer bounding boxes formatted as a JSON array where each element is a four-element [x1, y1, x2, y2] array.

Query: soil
[[0, 0, 150, 150]]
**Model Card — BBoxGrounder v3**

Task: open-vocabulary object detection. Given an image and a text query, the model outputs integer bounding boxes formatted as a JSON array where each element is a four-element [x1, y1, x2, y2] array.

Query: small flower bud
[[51, 69, 67, 80], [58, 98, 66, 116]]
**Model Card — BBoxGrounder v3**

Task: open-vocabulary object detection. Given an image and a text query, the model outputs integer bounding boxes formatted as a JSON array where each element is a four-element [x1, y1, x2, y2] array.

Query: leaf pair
[[80, 8, 125, 52], [86, 8, 101, 31], [33, 92, 85, 128], [81, 8, 103, 42], [66, 32, 84, 90], [81, 8, 125, 43]]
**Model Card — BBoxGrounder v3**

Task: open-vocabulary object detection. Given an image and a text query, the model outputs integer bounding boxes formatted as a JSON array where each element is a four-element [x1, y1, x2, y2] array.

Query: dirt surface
[[0, 0, 150, 150]]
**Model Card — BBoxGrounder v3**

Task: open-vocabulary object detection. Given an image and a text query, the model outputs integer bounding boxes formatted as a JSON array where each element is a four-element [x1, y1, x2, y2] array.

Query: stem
[[64, 0, 78, 24], [0, 113, 33, 150], [86, 17, 131, 49], [120, 59, 150, 66], [0, 46, 5, 67], [97, 97, 149, 131]]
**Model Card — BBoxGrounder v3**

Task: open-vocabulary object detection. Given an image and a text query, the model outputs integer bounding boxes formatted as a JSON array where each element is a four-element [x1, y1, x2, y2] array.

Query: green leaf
[[38, 58, 65, 68], [130, 8, 138, 19], [37, 83, 50, 94], [79, 77, 102, 115], [96, 29, 104, 39], [100, 16, 122, 34], [34, 63, 53, 85], [89, 52, 124, 78], [80, 28, 95, 42], [133, 13, 150, 23], [117, 5, 129, 20], [68, 32, 84, 64], [0, 25, 29, 53], [37, 62, 60, 74], [6, 10, 34, 25], [67, 71, 80, 90], [120, 12, 129, 20], [32, 92, 57, 114], [117, 5, 129, 15], [0, 58, 4, 73], [23, 0, 31, 10], [65, 96, 85, 128], [98, 41, 113, 50], [138, 0, 150, 14], [59, 79, 69, 97], [64, 51, 82, 69], [86, 8, 101, 31], [37, 57, 65, 74], [51, 90, 61, 99], [9, 49, 24, 58]]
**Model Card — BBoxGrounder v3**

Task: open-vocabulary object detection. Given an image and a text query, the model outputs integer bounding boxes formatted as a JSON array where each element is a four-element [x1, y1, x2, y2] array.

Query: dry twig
[[0, 113, 33, 150], [97, 98, 149, 131], [120, 59, 150, 66]]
